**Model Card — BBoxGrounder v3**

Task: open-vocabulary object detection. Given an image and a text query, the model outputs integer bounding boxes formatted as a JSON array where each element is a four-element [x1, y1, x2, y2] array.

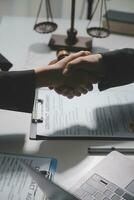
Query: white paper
[[0, 152, 57, 200], [35, 89, 134, 137]]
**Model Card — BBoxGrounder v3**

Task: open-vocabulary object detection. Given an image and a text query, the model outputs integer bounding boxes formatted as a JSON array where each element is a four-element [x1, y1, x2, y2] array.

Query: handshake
[[35, 51, 104, 99]]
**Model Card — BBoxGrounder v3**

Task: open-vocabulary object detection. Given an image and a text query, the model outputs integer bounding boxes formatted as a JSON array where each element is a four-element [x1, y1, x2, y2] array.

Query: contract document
[[0, 152, 57, 199], [30, 88, 134, 140]]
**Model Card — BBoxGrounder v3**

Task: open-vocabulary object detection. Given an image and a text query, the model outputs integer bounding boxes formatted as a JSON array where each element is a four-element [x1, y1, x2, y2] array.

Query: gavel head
[[56, 49, 70, 60]]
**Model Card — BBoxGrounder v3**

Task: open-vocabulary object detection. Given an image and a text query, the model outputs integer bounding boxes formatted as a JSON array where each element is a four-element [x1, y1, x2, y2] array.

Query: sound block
[[48, 34, 92, 52]]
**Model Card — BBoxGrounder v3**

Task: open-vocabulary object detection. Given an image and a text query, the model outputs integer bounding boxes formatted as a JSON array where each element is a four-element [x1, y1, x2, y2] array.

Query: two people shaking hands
[[35, 50, 101, 98], [0, 48, 133, 113], [35, 48, 134, 97]]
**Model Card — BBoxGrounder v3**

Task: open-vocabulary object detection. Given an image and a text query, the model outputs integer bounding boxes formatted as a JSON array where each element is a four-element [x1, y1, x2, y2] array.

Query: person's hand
[[53, 85, 92, 99], [47, 53, 94, 98], [52, 70, 94, 98], [34, 51, 91, 90], [63, 53, 104, 83], [50, 53, 104, 98]]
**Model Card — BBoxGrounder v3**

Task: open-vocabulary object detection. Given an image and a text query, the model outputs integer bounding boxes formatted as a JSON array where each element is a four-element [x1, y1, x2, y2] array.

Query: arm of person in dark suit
[[0, 70, 36, 113], [62, 48, 134, 93], [98, 48, 134, 90], [0, 51, 91, 113]]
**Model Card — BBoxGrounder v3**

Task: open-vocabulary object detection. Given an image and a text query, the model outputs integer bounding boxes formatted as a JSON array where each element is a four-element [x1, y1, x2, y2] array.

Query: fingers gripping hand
[[63, 54, 103, 84], [53, 83, 93, 99], [51, 69, 94, 98], [48, 59, 57, 65], [45, 51, 91, 89], [49, 51, 90, 71]]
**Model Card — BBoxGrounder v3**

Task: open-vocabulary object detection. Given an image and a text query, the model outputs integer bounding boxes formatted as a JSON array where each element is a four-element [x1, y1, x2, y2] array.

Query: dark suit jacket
[[0, 70, 35, 113], [0, 48, 133, 113], [99, 48, 134, 90]]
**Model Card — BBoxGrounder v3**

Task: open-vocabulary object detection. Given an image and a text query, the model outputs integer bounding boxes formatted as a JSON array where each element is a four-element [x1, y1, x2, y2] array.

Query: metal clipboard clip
[[32, 99, 43, 123]]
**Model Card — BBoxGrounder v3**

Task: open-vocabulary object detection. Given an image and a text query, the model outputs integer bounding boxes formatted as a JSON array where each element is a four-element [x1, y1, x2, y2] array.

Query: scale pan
[[34, 21, 57, 33], [87, 27, 110, 38]]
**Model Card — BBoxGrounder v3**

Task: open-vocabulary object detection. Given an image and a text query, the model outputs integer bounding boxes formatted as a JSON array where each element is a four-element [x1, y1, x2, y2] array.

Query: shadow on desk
[[38, 139, 126, 173], [0, 134, 25, 154], [29, 42, 51, 54], [37, 103, 134, 172]]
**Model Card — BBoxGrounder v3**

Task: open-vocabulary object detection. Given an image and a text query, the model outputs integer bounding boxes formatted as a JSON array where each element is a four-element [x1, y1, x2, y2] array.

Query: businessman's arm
[[63, 48, 134, 91], [98, 48, 134, 90], [0, 51, 90, 113], [0, 70, 36, 113]]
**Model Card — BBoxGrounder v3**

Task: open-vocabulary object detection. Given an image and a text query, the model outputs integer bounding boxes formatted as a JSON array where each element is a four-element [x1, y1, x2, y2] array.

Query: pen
[[88, 147, 134, 155]]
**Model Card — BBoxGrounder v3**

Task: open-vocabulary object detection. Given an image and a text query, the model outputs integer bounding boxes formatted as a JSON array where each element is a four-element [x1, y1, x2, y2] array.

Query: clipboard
[[30, 88, 134, 140]]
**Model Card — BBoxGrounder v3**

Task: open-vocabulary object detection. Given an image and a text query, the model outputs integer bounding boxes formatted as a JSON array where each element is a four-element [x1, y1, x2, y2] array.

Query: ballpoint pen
[[88, 147, 134, 155]]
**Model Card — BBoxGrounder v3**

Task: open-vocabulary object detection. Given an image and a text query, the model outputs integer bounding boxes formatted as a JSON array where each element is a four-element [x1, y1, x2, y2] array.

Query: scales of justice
[[33, 0, 110, 52]]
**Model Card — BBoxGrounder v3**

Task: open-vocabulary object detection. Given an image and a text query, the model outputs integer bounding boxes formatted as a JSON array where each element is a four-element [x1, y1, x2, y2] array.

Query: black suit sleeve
[[98, 48, 134, 91], [0, 70, 36, 113]]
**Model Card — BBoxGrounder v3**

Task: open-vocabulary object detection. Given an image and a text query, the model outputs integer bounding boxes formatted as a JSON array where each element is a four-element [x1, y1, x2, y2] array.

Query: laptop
[[21, 151, 134, 200]]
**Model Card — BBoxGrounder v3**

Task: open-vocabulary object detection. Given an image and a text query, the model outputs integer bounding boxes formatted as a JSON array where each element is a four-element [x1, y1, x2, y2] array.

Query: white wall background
[[0, 0, 133, 18], [0, 0, 62, 17]]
